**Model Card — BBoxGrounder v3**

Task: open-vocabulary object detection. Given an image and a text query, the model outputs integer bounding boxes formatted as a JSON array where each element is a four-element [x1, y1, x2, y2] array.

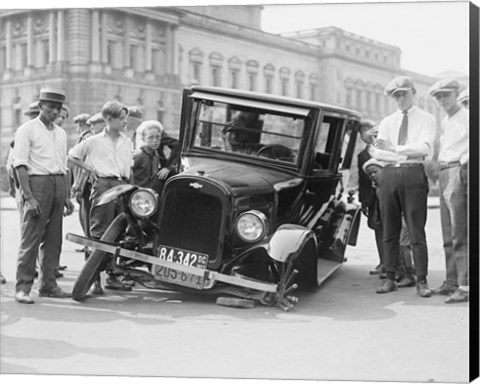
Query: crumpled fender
[[267, 224, 317, 263], [96, 184, 137, 206]]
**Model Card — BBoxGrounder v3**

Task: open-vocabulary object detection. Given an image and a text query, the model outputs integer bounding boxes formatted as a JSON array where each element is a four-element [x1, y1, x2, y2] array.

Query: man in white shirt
[[68, 100, 133, 293], [370, 76, 436, 297], [429, 79, 469, 303], [12, 88, 75, 304]]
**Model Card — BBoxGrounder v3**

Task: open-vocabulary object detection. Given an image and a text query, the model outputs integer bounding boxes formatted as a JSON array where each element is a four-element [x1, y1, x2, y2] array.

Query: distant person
[[356, 120, 384, 276], [55, 105, 70, 127], [86, 112, 107, 134], [370, 76, 436, 297], [429, 79, 469, 303], [73, 113, 92, 141], [127, 106, 144, 146], [12, 88, 74, 304], [457, 88, 469, 109]]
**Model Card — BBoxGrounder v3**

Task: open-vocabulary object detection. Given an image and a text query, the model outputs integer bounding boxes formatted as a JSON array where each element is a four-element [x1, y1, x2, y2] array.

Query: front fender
[[267, 224, 317, 263], [96, 184, 137, 206]]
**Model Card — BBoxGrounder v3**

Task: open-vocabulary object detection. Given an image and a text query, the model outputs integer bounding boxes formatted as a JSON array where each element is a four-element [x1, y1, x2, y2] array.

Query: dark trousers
[[79, 182, 92, 238], [16, 175, 66, 293], [377, 164, 429, 277], [89, 178, 125, 240]]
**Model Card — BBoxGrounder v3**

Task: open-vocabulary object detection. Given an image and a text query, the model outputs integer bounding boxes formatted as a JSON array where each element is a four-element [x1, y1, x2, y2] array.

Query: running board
[[317, 258, 342, 286]]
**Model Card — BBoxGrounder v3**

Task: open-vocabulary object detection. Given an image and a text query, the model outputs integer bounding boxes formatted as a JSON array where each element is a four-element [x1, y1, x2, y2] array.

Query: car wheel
[[72, 213, 129, 301]]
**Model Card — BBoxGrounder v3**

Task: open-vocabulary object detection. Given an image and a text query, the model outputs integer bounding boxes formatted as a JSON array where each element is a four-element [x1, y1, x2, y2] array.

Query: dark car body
[[68, 86, 363, 311]]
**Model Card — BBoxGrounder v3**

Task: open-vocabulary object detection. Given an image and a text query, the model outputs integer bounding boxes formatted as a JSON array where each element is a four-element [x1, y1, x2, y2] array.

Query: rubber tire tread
[[72, 213, 128, 301]]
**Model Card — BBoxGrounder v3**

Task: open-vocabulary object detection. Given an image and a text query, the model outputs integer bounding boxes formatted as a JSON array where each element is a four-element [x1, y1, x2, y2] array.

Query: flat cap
[[128, 106, 143, 119], [457, 88, 469, 104], [87, 112, 104, 125], [429, 79, 460, 97], [73, 113, 91, 124], [24, 101, 40, 117], [384, 76, 415, 97], [39, 87, 66, 103]]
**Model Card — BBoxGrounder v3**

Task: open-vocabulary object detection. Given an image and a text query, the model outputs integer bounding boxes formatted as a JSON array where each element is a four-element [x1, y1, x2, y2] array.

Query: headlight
[[235, 210, 268, 243], [129, 188, 158, 218]]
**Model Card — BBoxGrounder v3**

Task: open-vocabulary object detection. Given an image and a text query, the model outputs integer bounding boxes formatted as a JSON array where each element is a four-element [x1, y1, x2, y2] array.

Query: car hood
[[180, 157, 302, 196]]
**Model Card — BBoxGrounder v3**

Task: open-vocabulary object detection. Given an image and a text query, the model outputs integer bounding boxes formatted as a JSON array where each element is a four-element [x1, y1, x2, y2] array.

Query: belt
[[99, 176, 128, 182], [439, 161, 461, 170], [31, 173, 65, 176], [385, 163, 423, 168]]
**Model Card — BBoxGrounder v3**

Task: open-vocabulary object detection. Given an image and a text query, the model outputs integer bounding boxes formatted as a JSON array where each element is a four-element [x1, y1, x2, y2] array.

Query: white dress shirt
[[438, 107, 469, 164], [371, 105, 436, 164], [68, 130, 133, 179], [13, 117, 68, 175]]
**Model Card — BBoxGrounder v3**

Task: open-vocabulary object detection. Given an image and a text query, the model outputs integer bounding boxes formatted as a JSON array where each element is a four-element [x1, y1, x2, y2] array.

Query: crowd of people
[[3, 89, 179, 303], [357, 76, 469, 303], [1, 76, 469, 307]]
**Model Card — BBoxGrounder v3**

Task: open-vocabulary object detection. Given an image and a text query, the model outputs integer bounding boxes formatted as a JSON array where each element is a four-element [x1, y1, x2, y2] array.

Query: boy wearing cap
[[68, 100, 133, 292], [370, 76, 436, 297], [457, 88, 469, 109], [87, 112, 106, 134], [429, 79, 469, 303], [12, 88, 75, 304]]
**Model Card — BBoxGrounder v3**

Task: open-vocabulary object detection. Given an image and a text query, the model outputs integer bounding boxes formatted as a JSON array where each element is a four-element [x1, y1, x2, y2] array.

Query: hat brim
[[390, 87, 413, 96], [430, 88, 457, 97], [39, 98, 65, 104]]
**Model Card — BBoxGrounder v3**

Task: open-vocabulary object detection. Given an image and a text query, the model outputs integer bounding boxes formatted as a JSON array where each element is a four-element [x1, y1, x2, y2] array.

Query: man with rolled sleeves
[[12, 88, 75, 304], [429, 79, 469, 303], [68, 100, 133, 292], [370, 76, 436, 297]]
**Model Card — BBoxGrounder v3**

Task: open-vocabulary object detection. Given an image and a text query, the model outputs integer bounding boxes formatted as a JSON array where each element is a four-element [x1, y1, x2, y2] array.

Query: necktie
[[397, 110, 408, 145]]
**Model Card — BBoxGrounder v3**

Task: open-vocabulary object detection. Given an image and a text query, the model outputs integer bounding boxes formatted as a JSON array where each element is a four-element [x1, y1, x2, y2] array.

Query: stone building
[[0, 5, 457, 161]]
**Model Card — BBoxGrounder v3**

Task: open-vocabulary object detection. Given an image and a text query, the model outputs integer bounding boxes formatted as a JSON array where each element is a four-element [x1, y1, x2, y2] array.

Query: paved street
[[0, 194, 469, 383]]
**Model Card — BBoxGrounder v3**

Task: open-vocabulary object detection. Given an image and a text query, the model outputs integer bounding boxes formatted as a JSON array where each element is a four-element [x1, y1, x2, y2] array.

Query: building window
[[231, 70, 239, 88], [310, 84, 318, 100], [295, 70, 305, 99], [1, 47, 6, 72], [265, 76, 273, 93], [211, 66, 221, 87], [248, 74, 257, 91], [189, 48, 205, 85], [279, 67, 290, 96]]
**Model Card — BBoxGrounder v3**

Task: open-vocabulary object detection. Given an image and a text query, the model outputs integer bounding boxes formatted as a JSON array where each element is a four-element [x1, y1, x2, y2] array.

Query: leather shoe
[[416, 281, 432, 298], [57, 265, 68, 271], [376, 279, 397, 294], [105, 275, 132, 291], [38, 287, 72, 298], [15, 291, 35, 304], [0, 273, 6, 284], [91, 281, 104, 295], [54, 270, 64, 278], [432, 281, 457, 296], [445, 289, 468, 304], [397, 276, 416, 288], [369, 264, 385, 275]]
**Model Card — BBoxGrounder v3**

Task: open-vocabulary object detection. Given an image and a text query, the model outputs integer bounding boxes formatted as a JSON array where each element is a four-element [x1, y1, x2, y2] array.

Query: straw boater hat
[[38, 88, 66, 103]]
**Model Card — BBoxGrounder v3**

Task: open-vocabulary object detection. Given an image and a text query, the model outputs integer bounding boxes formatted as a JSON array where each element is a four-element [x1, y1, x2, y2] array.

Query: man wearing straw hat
[[12, 87, 75, 304]]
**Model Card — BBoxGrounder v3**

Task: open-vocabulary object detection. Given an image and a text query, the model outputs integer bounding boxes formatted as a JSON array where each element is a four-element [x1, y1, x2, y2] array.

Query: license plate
[[154, 245, 209, 289]]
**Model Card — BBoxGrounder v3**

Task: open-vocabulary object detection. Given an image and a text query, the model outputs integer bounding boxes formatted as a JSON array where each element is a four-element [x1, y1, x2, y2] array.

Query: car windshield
[[192, 99, 306, 165]]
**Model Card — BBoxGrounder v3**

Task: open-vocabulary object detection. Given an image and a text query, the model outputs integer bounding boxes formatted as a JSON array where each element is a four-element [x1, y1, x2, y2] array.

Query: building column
[[26, 15, 34, 67], [165, 25, 173, 74], [144, 20, 152, 72], [171, 24, 179, 76], [57, 10, 65, 61], [48, 12, 56, 63], [5, 21, 12, 71], [101, 11, 108, 64], [123, 16, 130, 68], [91, 10, 100, 62]]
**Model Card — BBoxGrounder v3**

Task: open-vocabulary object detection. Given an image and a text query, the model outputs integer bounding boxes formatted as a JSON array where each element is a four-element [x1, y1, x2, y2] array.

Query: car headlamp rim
[[235, 210, 268, 243], [128, 188, 159, 218]]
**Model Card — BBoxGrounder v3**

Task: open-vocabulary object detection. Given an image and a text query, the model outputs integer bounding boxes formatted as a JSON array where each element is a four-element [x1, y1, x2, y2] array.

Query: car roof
[[189, 85, 362, 120]]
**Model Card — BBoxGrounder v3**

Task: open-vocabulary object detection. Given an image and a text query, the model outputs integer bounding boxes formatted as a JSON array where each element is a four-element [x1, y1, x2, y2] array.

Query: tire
[[72, 213, 129, 301]]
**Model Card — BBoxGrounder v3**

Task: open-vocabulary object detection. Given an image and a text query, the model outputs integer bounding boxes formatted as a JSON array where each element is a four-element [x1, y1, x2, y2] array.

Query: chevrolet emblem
[[189, 182, 203, 190]]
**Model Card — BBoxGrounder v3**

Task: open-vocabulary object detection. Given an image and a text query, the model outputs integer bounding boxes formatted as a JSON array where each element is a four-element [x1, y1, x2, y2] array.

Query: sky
[[3, 0, 473, 78], [260, 0, 471, 77]]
